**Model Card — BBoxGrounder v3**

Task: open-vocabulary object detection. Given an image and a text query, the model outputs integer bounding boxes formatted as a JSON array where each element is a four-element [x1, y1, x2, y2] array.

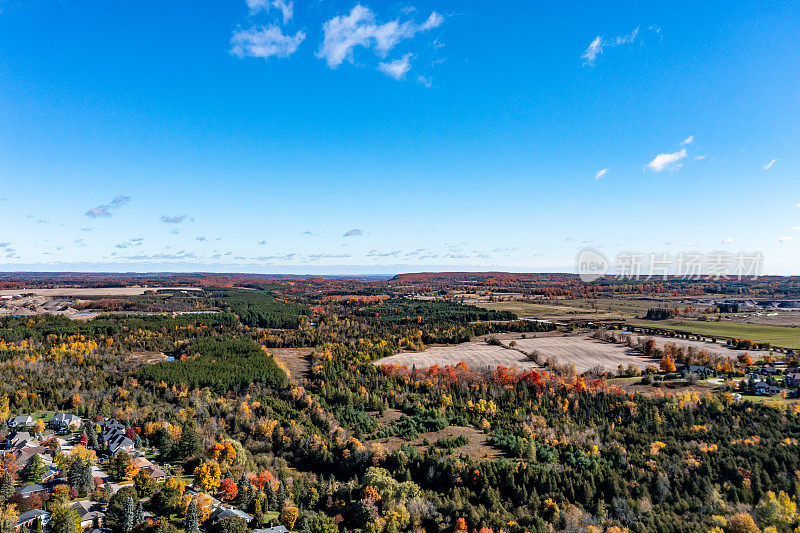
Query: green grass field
[[631, 319, 800, 349]]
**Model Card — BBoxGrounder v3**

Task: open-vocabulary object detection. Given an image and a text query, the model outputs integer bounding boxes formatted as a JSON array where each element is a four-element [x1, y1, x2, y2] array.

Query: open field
[[507, 335, 658, 373], [266, 347, 313, 381], [631, 319, 800, 349], [375, 341, 538, 371], [477, 301, 597, 317], [368, 425, 503, 461], [629, 334, 770, 357], [0, 286, 201, 297]]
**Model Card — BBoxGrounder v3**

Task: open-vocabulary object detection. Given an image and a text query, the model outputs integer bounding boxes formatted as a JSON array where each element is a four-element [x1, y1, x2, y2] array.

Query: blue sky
[[0, 0, 798, 274]]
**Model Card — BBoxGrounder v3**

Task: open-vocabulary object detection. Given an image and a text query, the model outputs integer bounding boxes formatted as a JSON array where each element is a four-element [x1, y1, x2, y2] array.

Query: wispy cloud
[[160, 214, 190, 224], [85, 195, 131, 219], [778, 236, 792, 243], [231, 25, 306, 60], [318, 5, 443, 69], [790, 226, 800, 231], [594, 168, 608, 180], [247, 0, 293, 23], [378, 53, 412, 80], [115, 237, 144, 249], [722, 237, 733, 244], [680, 135, 694, 145], [257, 240, 268, 245], [581, 26, 639, 66], [763, 158, 778, 170], [695, 154, 708, 160], [343, 228, 363, 237], [646, 149, 687, 172]]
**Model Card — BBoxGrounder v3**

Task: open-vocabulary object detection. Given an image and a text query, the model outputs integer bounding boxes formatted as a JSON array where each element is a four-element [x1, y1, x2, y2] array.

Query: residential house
[[210, 508, 253, 522], [7, 416, 34, 429], [70, 501, 105, 530], [49, 414, 82, 432], [753, 382, 781, 395], [99, 419, 134, 455], [15, 509, 49, 532], [253, 527, 289, 533], [785, 373, 800, 387], [132, 457, 167, 481], [7, 431, 35, 449], [16, 484, 47, 499]]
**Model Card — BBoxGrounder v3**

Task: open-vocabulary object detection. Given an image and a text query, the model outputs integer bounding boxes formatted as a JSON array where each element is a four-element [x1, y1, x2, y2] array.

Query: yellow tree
[[193, 462, 221, 493], [280, 506, 299, 530]]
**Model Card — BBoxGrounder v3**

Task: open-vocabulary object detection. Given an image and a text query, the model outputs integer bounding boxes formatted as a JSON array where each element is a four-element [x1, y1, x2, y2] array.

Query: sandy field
[[375, 342, 539, 371], [508, 336, 657, 373], [0, 286, 201, 297]]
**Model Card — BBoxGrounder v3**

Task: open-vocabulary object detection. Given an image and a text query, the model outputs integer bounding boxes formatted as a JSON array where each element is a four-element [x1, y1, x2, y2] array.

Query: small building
[[16, 509, 49, 532], [70, 500, 105, 530], [211, 508, 253, 522], [7, 416, 34, 429], [7, 432, 35, 449], [785, 373, 800, 387], [132, 457, 167, 481], [16, 484, 47, 499], [254, 527, 289, 533], [753, 382, 781, 396], [49, 414, 82, 432]]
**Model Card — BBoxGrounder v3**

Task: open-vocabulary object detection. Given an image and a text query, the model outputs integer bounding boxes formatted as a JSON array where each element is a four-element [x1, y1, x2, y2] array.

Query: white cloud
[[680, 135, 694, 145], [231, 25, 306, 60], [581, 27, 639, 66], [790, 226, 800, 231], [763, 158, 778, 170], [161, 214, 190, 224], [318, 5, 443, 68], [343, 228, 363, 237], [247, 0, 293, 22], [695, 154, 708, 160], [594, 168, 609, 180], [85, 196, 131, 219], [646, 149, 687, 172], [778, 236, 792, 243], [378, 53, 412, 79], [722, 237, 733, 244], [416, 75, 432, 88]]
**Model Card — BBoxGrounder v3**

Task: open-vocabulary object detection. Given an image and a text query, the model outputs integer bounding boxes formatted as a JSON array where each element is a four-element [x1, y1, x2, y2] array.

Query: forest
[[0, 282, 797, 533]]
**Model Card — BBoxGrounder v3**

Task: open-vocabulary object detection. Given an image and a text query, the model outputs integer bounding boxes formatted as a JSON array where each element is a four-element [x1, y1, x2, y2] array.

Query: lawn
[[630, 319, 800, 350]]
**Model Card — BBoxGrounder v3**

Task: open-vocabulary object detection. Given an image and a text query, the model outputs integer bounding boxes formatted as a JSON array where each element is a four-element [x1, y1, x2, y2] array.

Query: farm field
[[506, 335, 658, 373], [477, 300, 598, 317], [631, 319, 800, 349], [374, 341, 538, 371], [628, 334, 769, 358], [0, 286, 201, 296]]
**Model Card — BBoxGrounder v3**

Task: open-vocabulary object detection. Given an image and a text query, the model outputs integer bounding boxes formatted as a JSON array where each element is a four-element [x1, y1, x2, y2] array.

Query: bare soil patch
[[504, 335, 658, 373], [369, 425, 502, 461], [0, 286, 200, 297], [267, 348, 313, 381], [375, 342, 539, 372]]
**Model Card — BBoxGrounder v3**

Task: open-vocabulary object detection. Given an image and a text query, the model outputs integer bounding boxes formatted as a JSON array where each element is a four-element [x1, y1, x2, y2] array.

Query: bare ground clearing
[[375, 342, 539, 371], [267, 347, 313, 381], [507, 336, 657, 373], [0, 286, 201, 297], [368, 425, 502, 461]]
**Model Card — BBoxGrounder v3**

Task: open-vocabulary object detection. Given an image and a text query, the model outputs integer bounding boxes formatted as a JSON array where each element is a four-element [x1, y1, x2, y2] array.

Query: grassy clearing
[[476, 301, 595, 317], [631, 319, 800, 349]]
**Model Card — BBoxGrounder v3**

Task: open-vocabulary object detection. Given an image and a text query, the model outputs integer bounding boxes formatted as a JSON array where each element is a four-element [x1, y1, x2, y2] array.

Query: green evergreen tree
[[0, 471, 14, 503], [184, 500, 200, 533], [23, 455, 46, 484], [122, 496, 136, 533]]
